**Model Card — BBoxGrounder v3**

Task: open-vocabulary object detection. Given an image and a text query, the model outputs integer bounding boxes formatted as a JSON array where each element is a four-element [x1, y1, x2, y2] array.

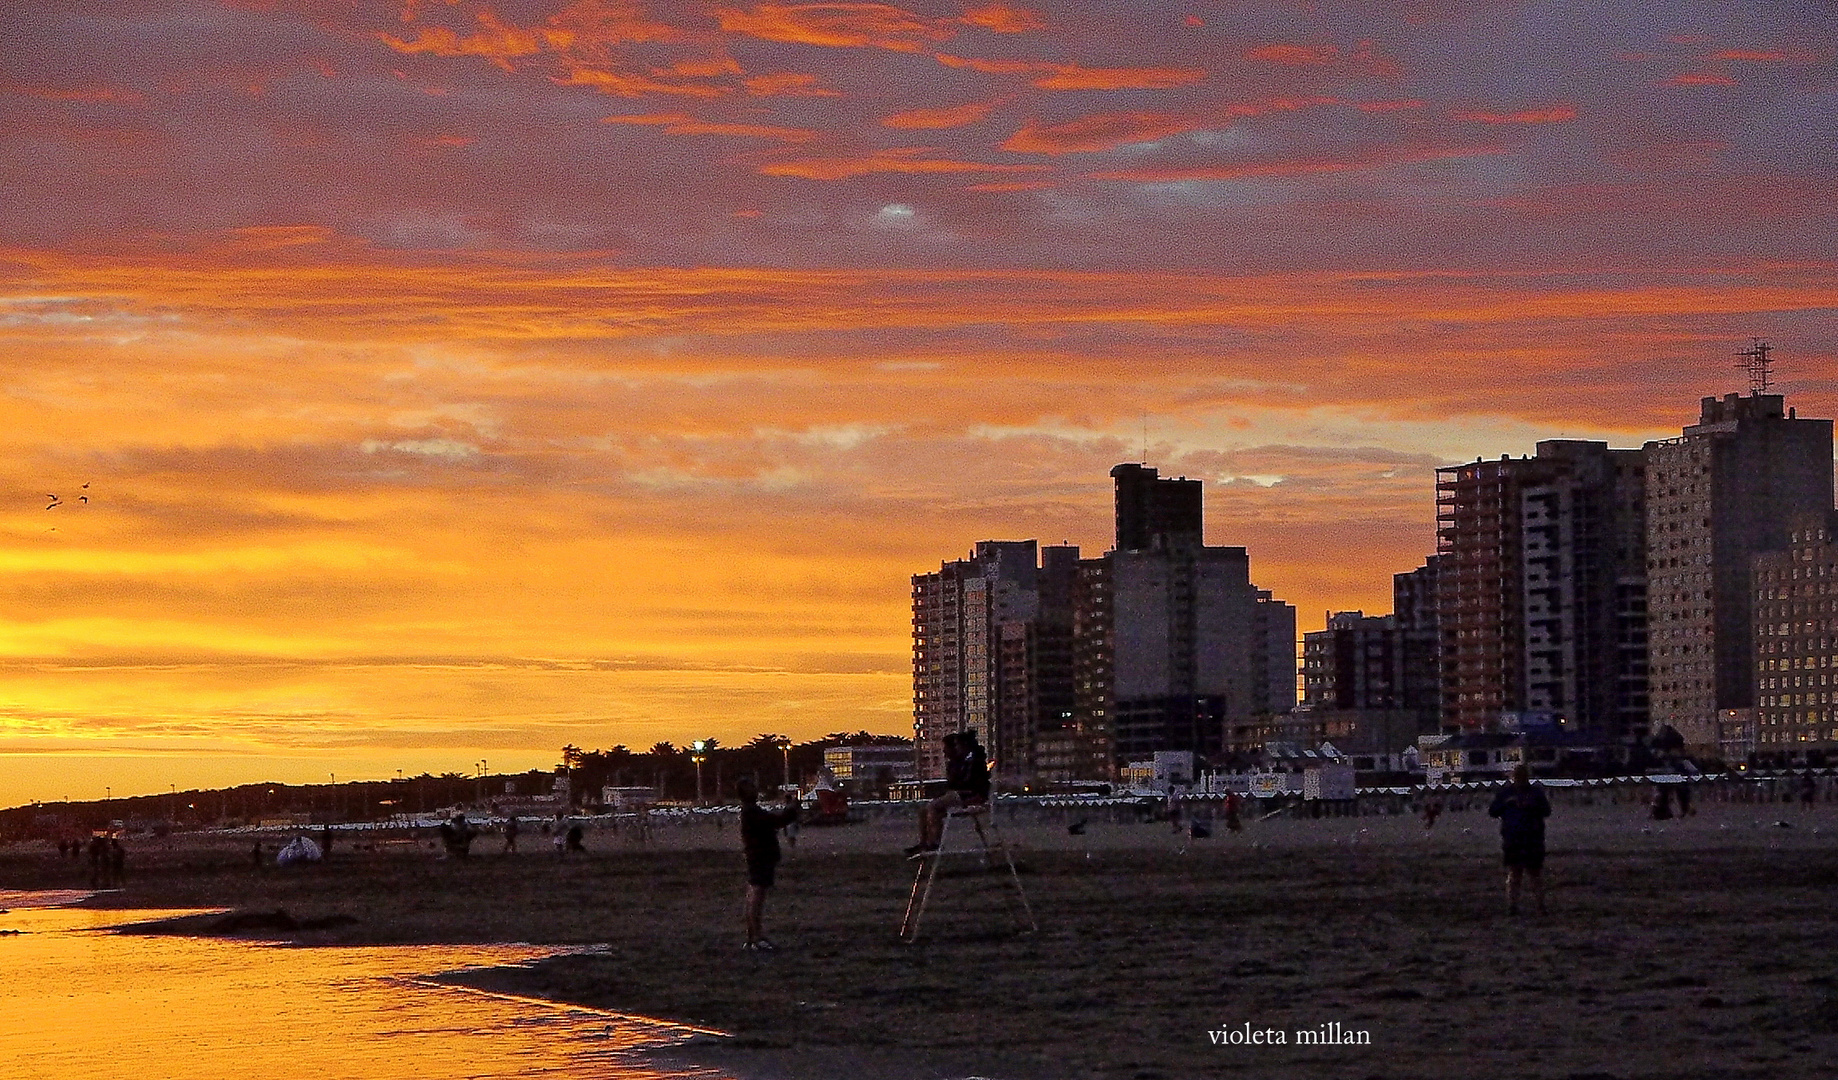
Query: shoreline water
[[9, 800, 1838, 1078]]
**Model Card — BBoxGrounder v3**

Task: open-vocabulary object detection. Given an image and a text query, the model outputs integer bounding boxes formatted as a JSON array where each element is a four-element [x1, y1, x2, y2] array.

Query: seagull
[[78, 496, 87, 504]]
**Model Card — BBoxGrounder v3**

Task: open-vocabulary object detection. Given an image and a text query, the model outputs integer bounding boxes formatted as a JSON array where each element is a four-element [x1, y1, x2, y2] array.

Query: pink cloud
[[961, 4, 1044, 33], [715, 3, 955, 52], [1450, 104, 1578, 124], [758, 147, 1050, 179], [881, 101, 995, 129], [1002, 112, 1197, 154]]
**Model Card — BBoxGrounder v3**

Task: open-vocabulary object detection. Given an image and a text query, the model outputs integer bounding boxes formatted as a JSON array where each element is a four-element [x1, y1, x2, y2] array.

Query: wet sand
[[8, 793, 1838, 1080]]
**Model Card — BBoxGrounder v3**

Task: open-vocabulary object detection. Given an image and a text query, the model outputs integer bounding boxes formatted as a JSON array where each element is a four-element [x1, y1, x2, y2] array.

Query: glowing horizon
[[3, 1, 1834, 806]]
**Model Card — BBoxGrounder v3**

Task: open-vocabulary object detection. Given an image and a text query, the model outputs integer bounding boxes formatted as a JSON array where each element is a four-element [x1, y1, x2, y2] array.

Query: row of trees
[[0, 732, 912, 839], [562, 731, 910, 805]]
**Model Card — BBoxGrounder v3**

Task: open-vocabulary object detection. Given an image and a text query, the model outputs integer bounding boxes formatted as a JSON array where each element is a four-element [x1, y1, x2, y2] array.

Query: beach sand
[[8, 791, 1838, 1079]]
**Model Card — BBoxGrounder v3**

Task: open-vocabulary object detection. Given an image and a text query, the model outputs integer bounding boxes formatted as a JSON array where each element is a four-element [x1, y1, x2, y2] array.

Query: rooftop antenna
[[1141, 414, 1148, 464], [1736, 338, 1774, 395]]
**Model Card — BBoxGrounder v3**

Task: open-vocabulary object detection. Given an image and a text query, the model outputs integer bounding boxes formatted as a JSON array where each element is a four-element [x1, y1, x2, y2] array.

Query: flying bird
[[44, 494, 59, 510]]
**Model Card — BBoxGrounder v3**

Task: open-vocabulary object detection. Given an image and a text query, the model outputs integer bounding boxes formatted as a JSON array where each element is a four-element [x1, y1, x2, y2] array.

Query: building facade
[[1752, 514, 1838, 759], [1393, 557, 1443, 729], [1436, 440, 1648, 739], [920, 465, 1299, 784], [1646, 393, 1834, 745]]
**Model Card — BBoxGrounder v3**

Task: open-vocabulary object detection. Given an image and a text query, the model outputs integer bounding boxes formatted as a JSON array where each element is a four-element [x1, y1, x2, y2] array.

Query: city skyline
[[4, 1, 1837, 806]]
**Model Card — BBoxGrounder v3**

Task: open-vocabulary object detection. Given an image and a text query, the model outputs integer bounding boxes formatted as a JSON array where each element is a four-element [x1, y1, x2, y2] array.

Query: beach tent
[[275, 835, 323, 866]]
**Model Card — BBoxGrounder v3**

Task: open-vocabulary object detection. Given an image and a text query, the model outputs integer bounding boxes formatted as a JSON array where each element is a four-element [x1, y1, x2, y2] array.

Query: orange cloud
[[4, 82, 147, 104], [1247, 42, 1340, 65], [743, 71, 840, 96], [1708, 49, 1790, 62], [880, 100, 994, 129], [540, 0, 685, 48], [961, 4, 1044, 33], [657, 57, 745, 78], [1031, 63, 1207, 90], [1002, 112, 1197, 154], [715, 2, 955, 52], [1246, 38, 1399, 76], [1664, 71, 1738, 87], [557, 64, 728, 97], [930, 53, 1205, 89], [758, 147, 1051, 179], [603, 113, 816, 140], [1450, 104, 1578, 124], [380, 8, 544, 69]]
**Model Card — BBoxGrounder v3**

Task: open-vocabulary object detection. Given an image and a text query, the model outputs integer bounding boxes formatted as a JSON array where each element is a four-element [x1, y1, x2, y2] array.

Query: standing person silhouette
[[1488, 764, 1551, 915], [737, 776, 799, 950]]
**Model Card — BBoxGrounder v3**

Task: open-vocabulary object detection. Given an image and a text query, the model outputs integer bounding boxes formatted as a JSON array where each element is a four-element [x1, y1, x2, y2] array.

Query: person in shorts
[[738, 776, 799, 950], [1488, 763, 1551, 915]]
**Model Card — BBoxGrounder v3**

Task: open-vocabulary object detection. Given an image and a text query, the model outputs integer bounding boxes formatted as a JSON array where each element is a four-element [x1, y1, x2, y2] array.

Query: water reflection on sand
[[0, 897, 731, 1080]]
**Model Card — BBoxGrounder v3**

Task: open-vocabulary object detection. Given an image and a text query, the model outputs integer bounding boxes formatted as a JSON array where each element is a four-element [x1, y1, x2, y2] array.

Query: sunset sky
[[3, 0, 1835, 806]]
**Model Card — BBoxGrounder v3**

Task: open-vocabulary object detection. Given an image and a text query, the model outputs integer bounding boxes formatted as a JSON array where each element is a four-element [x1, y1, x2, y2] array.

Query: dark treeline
[[0, 731, 909, 841], [568, 730, 910, 804]]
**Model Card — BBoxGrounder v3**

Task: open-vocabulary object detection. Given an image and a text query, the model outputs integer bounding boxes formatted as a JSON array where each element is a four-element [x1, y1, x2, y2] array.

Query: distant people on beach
[[321, 824, 334, 857], [1224, 793, 1243, 834], [251, 839, 263, 872], [565, 823, 585, 855], [439, 814, 476, 859], [1676, 782, 1693, 817], [502, 814, 519, 854], [1802, 771, 1818, 811], [1651, 785, 1674, 821], [907, 731, 990, 857], [737, 776, 799, 950], [1421, 797, 1442, 830], [1489, 764, 1551, 916], [87, 835, 108, 888]]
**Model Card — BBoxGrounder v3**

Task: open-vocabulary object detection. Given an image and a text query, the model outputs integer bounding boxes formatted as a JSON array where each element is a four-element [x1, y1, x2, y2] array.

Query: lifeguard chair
[[898, 798, 1036, 943]]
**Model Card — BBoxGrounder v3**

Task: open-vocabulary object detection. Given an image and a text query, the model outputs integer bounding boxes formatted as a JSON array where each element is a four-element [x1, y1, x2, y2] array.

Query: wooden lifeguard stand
[[898, 801, 1036, 943]]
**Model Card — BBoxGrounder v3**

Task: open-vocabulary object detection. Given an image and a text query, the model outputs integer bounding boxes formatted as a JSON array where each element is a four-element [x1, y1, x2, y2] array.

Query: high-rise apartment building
[[919, 465, 1298, 784], [911, 540, 1045, 780], [1753, 514, 1838, 758], [1111, 463, 1203, 553], [1254, 590, 1300, 716], [1520, 441, 1648, 736], [1394, 557, 1443, 727], [1303, 611, 1403, 709], [1647, 393, 1834, 744], [1070, 465, 1295, 773], [1437, 440, 1648, 737]]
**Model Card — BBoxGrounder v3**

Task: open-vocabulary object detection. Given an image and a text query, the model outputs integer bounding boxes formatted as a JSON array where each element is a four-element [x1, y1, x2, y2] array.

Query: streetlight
[[691, 740, 709, 806], [779, 737, 793, 793]]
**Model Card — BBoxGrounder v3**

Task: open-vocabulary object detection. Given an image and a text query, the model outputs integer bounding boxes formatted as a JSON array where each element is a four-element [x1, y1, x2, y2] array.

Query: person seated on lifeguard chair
[[906, 731, 990, 856]]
